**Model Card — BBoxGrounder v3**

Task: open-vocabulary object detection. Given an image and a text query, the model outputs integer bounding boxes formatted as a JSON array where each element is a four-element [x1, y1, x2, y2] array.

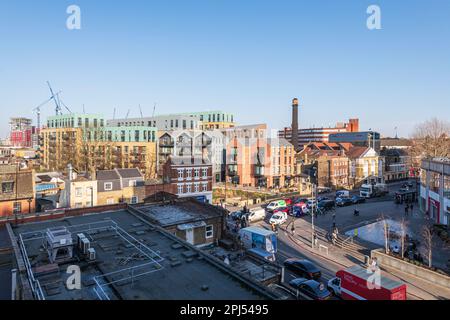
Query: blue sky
[[0, 0, 449, 138]]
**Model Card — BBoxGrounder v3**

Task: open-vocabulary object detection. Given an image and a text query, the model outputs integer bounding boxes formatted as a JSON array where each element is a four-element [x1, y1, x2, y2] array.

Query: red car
[[273, 206, 291, 214], [284, 198, 293, 206]]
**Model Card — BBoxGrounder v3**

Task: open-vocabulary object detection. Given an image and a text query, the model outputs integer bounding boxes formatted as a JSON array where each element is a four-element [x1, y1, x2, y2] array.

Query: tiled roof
[[116, 168, 143, 179], [346, 146, 369, 159], [96, 170, 120, 181]]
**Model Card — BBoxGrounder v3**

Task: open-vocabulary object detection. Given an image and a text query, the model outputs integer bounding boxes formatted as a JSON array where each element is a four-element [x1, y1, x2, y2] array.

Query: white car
[[269, 212, 287, 225]]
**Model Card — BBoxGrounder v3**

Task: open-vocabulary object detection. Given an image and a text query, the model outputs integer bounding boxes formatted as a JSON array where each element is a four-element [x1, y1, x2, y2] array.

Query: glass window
[[1, 182, 14, 193], [13, 202, 21, 214], [177, 184, 184, 194], [206, 225, 213, 239], [104, 182, 113, 191], [75, 187, 83, 197], [186, 184, 192, 193], [178, 169, 184, 180]]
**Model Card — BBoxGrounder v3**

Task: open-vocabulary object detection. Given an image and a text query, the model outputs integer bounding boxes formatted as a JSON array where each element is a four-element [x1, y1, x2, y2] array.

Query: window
[[177, 184, 184, 194], [129, 180, 137, 187], [75, 187, 83, 197], [186, 184, 192, 193], [1, 182, 14, 194], [106, 198, 115, 205], [104, 182, 113, 191], [202, 168, 208, 178], [178, 169, 184, 180], [202, 182, 208, 192], [206, 225, 214, 239], [75, 202, 83, 208], [194, 169, 200, 179], [186, 169, 192, 180], [131, 196, 138, 204], [13, 202, 21, 214], [194, 183, 200, 193]]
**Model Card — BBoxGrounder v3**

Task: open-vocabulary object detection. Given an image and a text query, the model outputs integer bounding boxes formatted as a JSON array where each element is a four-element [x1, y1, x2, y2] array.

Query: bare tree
[[380, 214, 390, 254], [400, 218, 407, 259], [422, 225, 434, 268], [410, 118, 450, 165]]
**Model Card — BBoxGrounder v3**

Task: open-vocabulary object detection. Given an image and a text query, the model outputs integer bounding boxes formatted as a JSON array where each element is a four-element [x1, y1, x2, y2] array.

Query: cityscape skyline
[[1, 0, 450, 138]]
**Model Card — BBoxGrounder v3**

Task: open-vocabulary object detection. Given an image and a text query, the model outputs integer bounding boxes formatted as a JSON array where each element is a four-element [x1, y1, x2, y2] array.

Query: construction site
[[7, 208, 280, 300]]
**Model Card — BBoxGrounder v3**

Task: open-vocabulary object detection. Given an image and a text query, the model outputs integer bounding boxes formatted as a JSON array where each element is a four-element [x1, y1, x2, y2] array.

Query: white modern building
[[420, 158, 450, 226]]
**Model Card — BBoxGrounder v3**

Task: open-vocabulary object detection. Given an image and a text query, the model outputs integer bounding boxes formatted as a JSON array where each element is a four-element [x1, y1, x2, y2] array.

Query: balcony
[[254, 164, 265, 177], [227, 164, 238, 176]]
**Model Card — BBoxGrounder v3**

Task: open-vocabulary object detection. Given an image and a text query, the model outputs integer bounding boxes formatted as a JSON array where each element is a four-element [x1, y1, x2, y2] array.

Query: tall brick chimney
[[291, 98, 299, 150]]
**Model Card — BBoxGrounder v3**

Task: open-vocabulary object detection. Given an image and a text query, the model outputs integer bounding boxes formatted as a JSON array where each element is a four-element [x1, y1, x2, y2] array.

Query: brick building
[[0, 164, 35, 217], [160, 156, 213, 203]]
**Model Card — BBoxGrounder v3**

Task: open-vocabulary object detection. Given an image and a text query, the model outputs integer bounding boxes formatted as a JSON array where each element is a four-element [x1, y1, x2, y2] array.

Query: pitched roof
[[346, 146, 369, 159], [116, 168, 143, 179], [96, 170, 120, 181]]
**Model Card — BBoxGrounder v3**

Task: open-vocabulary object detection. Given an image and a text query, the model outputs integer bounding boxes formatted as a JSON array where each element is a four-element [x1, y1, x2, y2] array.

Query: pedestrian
[[404, 205, 409, 217], [291, 223, 296, 236]]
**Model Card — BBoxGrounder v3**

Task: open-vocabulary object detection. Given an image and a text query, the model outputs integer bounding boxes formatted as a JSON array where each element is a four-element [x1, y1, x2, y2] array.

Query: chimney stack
[[291, 98, 299, 150]]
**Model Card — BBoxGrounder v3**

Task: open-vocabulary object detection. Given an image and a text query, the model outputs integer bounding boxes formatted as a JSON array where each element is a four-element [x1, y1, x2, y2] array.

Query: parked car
[[289, 278, 332, 300], [266, 200, 287, 213], [318, 200, 335, 211], [284, 198, 293, 206], [290, 205, 309, 217], [247, 208, 266, 223], [269, 212, 288, 225], [351, 195, 366, 204], [317, 196, 331, 202], [283, 259, 322, 280], [273, 206, 291, 214], [336, 197, 353, 207], [306, 199, 317, 209], [318, 187, 332, 194], [229, 211, 244, 221], [293, 198, 309, 205]]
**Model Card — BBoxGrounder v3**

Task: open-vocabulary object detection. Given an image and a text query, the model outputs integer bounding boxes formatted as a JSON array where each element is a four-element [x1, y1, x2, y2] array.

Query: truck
[[327, 265, 407, 300], [238, 227, 277, 261], [360, 183, 388, 198]]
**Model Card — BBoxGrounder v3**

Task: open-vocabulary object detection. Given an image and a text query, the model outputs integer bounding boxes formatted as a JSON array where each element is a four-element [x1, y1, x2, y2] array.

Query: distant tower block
[[291, 98, 299, 151]]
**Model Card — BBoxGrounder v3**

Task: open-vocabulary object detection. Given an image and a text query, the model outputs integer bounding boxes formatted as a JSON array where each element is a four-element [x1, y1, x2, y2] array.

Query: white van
[[247, 208, 266, 223]]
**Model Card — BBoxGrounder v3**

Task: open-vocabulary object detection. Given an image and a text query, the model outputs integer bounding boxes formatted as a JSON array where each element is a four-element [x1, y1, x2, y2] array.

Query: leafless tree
[[410, 118, 450, 165], [400, 218, 407, 259], [422, 225, 434, 268], [380, 214, 390, 254]]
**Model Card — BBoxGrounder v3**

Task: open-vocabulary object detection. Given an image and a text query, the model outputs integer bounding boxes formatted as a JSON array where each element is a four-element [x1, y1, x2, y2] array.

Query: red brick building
[[145, 156, 213, 204]]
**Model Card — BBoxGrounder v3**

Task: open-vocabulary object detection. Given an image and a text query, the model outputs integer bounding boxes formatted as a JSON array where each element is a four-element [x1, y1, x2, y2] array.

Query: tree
[[410, 118, 450, 164], [400, 218, 407, 259], [422, 225, 434, 268]]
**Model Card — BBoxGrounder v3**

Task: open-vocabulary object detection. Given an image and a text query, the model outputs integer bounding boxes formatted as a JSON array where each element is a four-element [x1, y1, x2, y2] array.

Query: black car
[[351, 195, 366, 204], [318, 200, 335, 211], [283, 259, 322, 280], [289, 278, 332, 300], [336, 197, 353, 207]]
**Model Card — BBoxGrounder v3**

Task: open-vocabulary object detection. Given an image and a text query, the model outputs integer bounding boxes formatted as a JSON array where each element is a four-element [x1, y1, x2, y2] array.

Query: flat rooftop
[[12, 209, 271, 300], [135, 201, 223, 227]]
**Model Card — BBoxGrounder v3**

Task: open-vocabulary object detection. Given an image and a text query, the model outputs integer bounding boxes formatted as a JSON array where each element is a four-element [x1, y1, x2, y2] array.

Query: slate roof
[[96, 170, 121, 181]]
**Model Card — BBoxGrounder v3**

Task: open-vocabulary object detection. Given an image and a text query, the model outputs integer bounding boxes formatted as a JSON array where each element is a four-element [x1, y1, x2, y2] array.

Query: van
[[336, 190, 349, 198], [266, 200, 287, 213], [248, 208, 266, 223]]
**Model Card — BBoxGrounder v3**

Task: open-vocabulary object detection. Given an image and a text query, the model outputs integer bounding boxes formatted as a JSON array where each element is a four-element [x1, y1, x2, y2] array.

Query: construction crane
[[125, 109, 130, 119], [139, 104, 144, 118], [32, 90, 62, 129], [47, 81, 63, 115]]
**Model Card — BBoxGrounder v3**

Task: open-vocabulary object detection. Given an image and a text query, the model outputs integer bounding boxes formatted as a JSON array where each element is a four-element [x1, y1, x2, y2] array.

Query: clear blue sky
[[1, 0, 449, 139]]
